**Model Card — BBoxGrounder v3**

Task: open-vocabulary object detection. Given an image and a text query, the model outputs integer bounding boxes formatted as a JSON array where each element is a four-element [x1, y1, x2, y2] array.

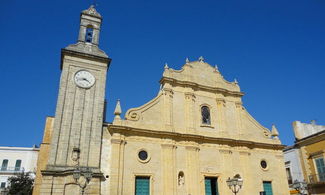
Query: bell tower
[[38, 5, 111, 195]]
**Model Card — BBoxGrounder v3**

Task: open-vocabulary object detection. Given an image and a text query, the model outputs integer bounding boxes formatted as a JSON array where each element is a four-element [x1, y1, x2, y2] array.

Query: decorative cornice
[[108, 125, 285, 150], [61, 48, 111, 70], [41, 166, 103, 178], [219, 149, 232, 154], [160, 77, 244, 97]]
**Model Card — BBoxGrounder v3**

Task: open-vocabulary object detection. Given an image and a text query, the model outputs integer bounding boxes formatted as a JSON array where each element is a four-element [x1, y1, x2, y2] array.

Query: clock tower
[[38, 5, 111, 194]]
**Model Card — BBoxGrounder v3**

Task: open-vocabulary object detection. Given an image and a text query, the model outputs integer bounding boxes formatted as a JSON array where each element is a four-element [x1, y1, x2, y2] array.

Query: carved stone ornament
[[82, 5, 102, 18], [71, 147, 80, 163]]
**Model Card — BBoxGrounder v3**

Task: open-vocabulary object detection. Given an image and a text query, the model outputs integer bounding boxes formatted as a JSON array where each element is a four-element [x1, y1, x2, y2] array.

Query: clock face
[[74, 70, 95, 88]]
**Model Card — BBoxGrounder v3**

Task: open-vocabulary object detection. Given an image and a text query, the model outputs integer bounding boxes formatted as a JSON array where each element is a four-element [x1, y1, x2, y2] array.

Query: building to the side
[[292, 121, 325, 195], [0, 146, 39, 191], [283, 146, 305, 194], [33, 5, 290, 195]]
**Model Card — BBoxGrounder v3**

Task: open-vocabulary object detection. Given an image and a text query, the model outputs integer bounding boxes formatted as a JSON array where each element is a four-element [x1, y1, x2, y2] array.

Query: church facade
[[33, 6, 290, 195]]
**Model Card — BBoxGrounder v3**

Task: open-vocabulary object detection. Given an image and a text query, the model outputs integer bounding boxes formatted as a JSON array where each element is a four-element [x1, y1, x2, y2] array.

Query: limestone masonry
[[33, 5, 290, 195]]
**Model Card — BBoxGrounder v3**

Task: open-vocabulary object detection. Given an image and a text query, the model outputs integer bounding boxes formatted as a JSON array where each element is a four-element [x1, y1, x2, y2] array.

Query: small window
[[0, 182, 6, 188], [286, 167, 292, 184], [138, 151, 148, 161], [137, 149, 150, 163], [135, 176, 150, 195], [85, 27, 93, 43], [315, 157, 325, 182], [201, 106, 211, 125], [15, 160, 22, 171], [1, 159, 8, 171], [260, 160, 268, 169]]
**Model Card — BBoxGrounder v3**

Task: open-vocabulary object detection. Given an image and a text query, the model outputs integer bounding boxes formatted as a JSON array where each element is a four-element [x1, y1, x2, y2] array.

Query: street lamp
[[226, 174, 243, 195], [292, 180, 307, 195]]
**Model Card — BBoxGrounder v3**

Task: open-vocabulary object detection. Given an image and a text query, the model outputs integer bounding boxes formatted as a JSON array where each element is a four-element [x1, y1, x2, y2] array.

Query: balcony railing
[[308, 173, 325, 184], [0, 167, 24, 173]]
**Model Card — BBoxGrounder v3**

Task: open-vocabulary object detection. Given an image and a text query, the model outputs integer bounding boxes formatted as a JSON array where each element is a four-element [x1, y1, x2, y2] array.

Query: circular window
[[137, 149, 150, 163], [260, 160, 268, 169], [138, 150, 148, 161]]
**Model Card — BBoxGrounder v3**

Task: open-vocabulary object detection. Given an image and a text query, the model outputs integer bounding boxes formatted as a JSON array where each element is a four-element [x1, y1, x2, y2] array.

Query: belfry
[[33, 6, 289, 195]]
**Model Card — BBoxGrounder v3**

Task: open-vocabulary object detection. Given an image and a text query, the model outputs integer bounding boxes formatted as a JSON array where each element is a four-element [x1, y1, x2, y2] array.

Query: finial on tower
[[271, 124, 279, 138], [164, 63, 169, 69], [186, 57, 190, 64], [198, 56, 205, 62], [215, 65, 219, 71], [114, 99, 122, 119], [234, 78, 238, 84]]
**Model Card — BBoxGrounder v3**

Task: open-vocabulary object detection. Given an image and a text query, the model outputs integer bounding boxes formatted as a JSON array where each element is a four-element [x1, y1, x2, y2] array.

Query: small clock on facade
[[74, 70, 96, 88]]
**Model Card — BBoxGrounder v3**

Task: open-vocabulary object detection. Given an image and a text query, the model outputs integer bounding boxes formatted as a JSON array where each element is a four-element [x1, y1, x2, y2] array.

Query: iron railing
[[0, 167, 24, 173], [308, 173, 325, 184]]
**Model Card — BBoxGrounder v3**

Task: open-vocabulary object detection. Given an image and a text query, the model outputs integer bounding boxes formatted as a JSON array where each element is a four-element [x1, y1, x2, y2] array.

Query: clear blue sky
[[1, 0, 324, 147]]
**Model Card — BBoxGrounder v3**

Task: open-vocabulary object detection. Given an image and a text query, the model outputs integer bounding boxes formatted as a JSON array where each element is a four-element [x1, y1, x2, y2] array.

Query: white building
[[283, 146, 305, 187], [0, 146, 39, 190]]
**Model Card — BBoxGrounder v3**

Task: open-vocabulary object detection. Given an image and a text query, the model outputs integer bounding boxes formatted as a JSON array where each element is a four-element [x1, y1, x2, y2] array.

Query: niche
[[178, 171, 185, 186]]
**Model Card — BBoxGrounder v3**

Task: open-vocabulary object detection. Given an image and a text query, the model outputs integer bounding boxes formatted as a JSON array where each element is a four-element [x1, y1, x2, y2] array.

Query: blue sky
[[0, 0, 324, 147]]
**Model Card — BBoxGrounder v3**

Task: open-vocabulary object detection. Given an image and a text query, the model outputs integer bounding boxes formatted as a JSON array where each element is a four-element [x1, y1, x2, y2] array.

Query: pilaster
[[186, 144, 200, 195], [216, 98, 226, 132], [235, 102, 244, 135], [185, 92, 196, 133], [163, 88, 174, 131], [109, 134, 126, 195], [161, 143, 177, 195]]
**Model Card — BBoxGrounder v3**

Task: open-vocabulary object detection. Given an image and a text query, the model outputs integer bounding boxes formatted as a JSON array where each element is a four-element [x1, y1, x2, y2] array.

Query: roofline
[[295, 129, 325, 143], [0, 146, 40, 151]]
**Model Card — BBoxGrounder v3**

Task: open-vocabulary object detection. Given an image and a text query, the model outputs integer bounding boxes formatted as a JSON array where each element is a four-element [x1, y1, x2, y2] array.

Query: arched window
[[1, 159, 8, 171], [201, 106, 211, 125], [85, 26, 93, 43], [15, 160, 22, 171]]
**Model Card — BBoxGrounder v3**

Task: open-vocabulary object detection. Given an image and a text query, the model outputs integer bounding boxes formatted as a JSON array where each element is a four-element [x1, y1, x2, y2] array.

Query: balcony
[[308, 173, 325, 185], [0, 167, 25, 173]]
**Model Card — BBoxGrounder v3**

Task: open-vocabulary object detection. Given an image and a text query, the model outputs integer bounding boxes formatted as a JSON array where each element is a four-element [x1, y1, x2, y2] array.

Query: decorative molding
[[239, 151, 251, 156], [308, 150, 325, 159], [185, 92, 196, 100], [160, 77, 244, 97], [185, 145, 200, 151], [216, 98, 226, 106], [108, 125, 286, 150], [219, 149, 232, 154]]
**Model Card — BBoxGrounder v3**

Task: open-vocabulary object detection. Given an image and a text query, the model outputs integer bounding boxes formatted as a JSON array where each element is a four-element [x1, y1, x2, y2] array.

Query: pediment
[[161, 60, 242, 96], [111, 59, 281, 146]]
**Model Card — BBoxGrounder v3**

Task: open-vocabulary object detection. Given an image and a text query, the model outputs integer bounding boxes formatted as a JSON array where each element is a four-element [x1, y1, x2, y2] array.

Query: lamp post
[[226, 174, 243, 195], [73, 167, 93, 195], [292, 180, 307, 195]]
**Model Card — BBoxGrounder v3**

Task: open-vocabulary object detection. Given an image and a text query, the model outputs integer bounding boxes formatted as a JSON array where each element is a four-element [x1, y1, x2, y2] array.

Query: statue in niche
[[178, 171, 185, 186], [71, 147, 80, 166]]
